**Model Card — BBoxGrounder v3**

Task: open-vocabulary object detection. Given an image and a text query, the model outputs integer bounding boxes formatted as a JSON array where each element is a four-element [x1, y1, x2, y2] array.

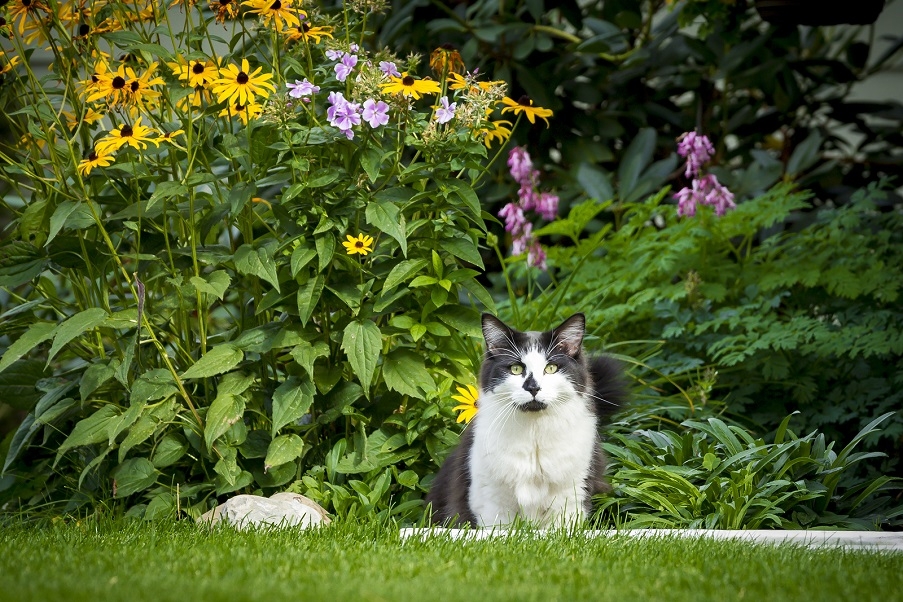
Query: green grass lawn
[[0, 519, 900, 602]]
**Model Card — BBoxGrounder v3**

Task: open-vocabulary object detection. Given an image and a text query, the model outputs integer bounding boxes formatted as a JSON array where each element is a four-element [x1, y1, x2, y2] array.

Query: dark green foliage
[[384, 0, 903, 205], [597, 412, 902, 529]]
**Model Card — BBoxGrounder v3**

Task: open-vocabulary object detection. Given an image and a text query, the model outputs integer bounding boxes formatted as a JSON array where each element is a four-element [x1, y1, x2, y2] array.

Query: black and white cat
[[425, 312, 627, 527]]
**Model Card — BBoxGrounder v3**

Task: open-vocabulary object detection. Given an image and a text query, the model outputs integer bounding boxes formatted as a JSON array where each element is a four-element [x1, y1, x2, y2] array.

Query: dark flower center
[[88, 151, 98, 161], [235, 103, 245, 111], [237, 71, 249, 84], [441, 43, 456, 50], [355, 241, 364, 248], [23, 0, 32, 7], [517, 95, 531, 106], [120, 125, 134, 137], [130, 81, 140, 92], [91, 74, 99, 83], [301, 22, 310, 32], [219, 0, 230, 5], [271, 0, 281, 9], [78, 23, 90, 36], [402, 75, 414, 86], [112, 76, 126, 89], [192, 63, 205, 74]]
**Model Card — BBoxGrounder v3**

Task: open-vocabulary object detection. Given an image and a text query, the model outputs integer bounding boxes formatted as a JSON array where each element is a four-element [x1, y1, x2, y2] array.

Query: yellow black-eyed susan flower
[[242, 0, 305, 30], [212, 59, 276, 107], [480, 118, 513, 148], [501, 95, 553, 126], [451, 384, 479, 424], [168, 56, 219, 88], [210, 0, 240, 23], [381, 72, 441, 101], [218, 100, 263, 125], [429, 44, 465, 77], [282, 20, 333, 44], [77, 149, 115, 176], [342, 233, 374, 256], [94, 117, 160, 155]]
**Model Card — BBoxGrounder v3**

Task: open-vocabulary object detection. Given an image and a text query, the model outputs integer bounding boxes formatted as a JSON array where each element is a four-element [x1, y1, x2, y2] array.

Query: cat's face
[[479, 313, 589, 413]]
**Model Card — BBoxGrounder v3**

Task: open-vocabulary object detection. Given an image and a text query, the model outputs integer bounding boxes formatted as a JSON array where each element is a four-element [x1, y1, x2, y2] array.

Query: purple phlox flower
[[349, 43, 360, 53], [677, 131, 715, 178], [327, 92, 361, 139], [362, 99, 390, 128], [334, 53, 358, 82], [435, 96, 456, 124], [535, 192, 559, 221], [507, 146, 535, 186], [325, 49, 344, 61], [379, 61, 400, 78], [527, 240, 547, 270], [498, 202, 528, 237], [286, 78, 320, 98]]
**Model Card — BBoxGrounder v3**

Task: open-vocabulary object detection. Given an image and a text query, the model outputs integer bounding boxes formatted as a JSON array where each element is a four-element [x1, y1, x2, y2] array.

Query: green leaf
[[264, 434, 305, 471], [290, 340, 330, 379], [204, 393, 246, 450], [315, 234, 336, 273], [360, 147, 382, 183], [46, 201, 80, 247], [576, 163, 614, 202], [271, 376, 315, 436], [112, 458, 158, 498], [383, 259, 428, 293], [152, 432, 188, 468], [341, 321, 382, 394], [190, 270, 231, 300], [438, 179, 483, 224], [234, 244, 281, 292], [131, 369, 178, 403], [106, 401, 145, 445], [181, 345, 243, 380], [147, 181, 188, 213], [0, 360, 44, 410], [57, 405, 118, 457], [290, 245, 317, 277], [0, 322, 57, 374], [441, 235, 484, 268], [47, 308, 108, 366], [296, 275, 324, 326], [786, 132, 823, 177], [382, 350, 435, 399], [366, 200, 407, 257], [618, 127, 656, 200]]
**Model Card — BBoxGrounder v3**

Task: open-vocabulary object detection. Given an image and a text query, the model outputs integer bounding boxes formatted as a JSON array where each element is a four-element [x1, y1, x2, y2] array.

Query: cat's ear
[[551, 313, 585, 357], [482, 313, 513, 354]]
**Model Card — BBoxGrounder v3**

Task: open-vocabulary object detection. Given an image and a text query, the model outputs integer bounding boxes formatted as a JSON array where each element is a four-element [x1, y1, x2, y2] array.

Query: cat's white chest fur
[[467, 350, 599, 526]]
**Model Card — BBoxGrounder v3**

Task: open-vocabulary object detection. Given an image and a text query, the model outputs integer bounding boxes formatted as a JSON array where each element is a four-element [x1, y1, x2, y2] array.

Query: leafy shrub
[[596, 413, 902, 529], [386, 0, 903, 206], [0, 0, 553, 519]]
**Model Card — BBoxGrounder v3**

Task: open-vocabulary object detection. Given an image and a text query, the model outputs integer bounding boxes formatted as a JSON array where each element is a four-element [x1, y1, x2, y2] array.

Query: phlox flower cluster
[[673, 132, 736, 217], [498, 146, 559, 270], [325, 91, 389, 139]]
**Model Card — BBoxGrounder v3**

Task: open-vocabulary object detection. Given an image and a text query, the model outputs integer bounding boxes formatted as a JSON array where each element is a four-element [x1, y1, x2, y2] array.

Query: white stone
[[399, 528, 903, 552], [197, 492, 330, 530]]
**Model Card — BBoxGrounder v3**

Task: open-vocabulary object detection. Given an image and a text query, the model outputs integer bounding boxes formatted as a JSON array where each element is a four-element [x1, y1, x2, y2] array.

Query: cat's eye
[[544, 364, 558, 374], [509, 364, 524, 375]]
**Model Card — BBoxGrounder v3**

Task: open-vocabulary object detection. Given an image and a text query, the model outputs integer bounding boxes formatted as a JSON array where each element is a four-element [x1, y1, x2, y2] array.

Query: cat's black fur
[[425, 313, 628, 526]]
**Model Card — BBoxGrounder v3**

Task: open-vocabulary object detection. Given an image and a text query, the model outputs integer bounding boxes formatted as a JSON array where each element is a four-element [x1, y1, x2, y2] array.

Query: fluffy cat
[[425, 312, 627, 527]]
